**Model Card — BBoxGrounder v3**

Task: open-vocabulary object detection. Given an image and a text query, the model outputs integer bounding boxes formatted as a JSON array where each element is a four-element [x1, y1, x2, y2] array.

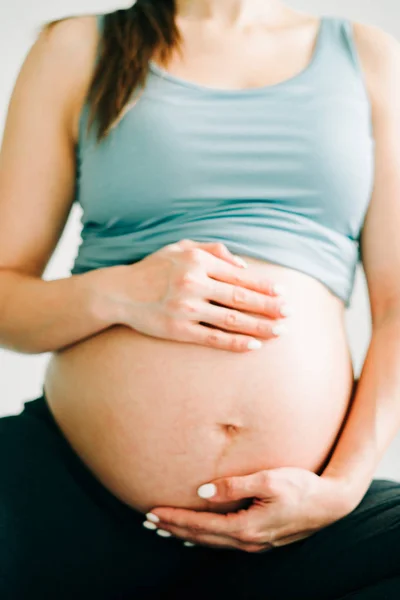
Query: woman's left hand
[[146, 467, 359, 553]]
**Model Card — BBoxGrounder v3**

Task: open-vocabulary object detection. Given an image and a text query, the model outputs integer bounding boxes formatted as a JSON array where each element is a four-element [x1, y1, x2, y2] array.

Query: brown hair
[[46, 1, 181, 142]]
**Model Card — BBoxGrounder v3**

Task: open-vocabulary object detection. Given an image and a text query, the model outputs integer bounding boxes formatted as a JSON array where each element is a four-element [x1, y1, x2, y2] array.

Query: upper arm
[[355, 22, 400, 324], [0, 15, 99, 278]]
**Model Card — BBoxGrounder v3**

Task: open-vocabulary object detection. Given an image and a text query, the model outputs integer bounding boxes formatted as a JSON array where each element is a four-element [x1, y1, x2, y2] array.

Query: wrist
[[319, 471, 369, 516], [79, 264, 132, 329]]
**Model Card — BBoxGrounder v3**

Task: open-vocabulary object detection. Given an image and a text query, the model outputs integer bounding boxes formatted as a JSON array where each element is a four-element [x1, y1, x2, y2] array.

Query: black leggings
[[1, 394, 400, 600]]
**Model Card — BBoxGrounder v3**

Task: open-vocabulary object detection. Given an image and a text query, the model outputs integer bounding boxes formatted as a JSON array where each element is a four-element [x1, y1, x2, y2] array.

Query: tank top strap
[[77, 13, 106, 145], [340, 17, 369, 88], [93, 13, 106, 67], [96, 13, 105, 35], [316, 15, 367, 91]]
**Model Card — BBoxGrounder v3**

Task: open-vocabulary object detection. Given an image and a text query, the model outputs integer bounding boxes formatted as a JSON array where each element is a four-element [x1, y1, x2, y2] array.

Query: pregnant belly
[[44, 258, 355, 516]]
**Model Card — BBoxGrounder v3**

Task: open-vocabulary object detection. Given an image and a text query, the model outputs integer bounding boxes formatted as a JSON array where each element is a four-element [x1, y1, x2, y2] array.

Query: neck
[[175, 0, 290, 26]]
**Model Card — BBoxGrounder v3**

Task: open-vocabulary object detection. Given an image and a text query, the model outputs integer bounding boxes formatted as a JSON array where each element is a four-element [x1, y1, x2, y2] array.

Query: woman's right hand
[[113, 239, 290, 353]]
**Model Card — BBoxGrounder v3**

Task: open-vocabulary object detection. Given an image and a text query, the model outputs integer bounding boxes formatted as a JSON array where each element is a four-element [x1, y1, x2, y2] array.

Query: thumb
[[197, 470, 275, 503]]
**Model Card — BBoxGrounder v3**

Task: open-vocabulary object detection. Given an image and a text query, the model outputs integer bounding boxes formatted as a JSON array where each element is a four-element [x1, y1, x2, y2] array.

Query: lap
[[338, 576, 400, 599], [2, 397, 400, 599], [195, 478, 400, 600], [0, 397, 200, 599], [290, 478, 400, 599]]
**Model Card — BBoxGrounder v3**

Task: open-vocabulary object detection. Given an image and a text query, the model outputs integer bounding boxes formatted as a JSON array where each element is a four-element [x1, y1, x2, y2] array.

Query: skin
[[2, 0, 400, 552], [43, 2, 355, 521], [143, 2, 400, 549]]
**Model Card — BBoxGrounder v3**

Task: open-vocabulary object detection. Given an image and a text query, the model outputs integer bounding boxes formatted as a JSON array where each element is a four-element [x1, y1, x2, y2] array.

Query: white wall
[[0, 0, 399, 480]]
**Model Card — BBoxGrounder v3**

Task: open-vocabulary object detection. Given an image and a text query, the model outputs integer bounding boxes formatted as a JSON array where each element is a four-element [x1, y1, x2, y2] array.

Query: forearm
[[0, 265, 127, 354], [322, 313, 400, 502]]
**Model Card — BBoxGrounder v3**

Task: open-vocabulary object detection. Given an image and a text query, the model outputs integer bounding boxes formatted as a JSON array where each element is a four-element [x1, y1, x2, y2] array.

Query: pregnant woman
[[1, 0, 400, 598]]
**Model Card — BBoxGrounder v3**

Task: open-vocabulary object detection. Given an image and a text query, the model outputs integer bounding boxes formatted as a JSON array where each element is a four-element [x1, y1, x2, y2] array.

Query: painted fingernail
[[197, 483, 217, 498], [146, 512, 160, 523], [184, 541, 196, 547], [143, 521, 157, 530], [234, 257, 248, 268], [156, 529, 172, 538], [247, 339, 263, 350], [272, 324, 288, 336], [272, 284, 286, 296], [280, 304, 293, 317]]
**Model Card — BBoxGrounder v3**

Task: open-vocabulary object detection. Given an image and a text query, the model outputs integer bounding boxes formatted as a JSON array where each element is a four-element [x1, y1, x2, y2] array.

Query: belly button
[[219, 423, 241, 436]]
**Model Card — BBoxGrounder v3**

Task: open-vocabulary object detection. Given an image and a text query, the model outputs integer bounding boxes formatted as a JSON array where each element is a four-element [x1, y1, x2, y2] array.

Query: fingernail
[[156, 529, 172, 538], [247, 339, 263, 350], [197, 483, 217, 498], [272, 324, 288, 336], [143, 521, 158, 530], [146, 512, 160, 523], [184, 541, 196, 547], [280, 304, 293, 317], [272, 284, 286, 296], [234, 257, 248, 268]]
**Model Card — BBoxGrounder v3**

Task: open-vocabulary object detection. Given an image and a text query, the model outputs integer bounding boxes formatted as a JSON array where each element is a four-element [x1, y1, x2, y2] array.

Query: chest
[[151, 19, 319, 90], [77, 76, 374, 241]]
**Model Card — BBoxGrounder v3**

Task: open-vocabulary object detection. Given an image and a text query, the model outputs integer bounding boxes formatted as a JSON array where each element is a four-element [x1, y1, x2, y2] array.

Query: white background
[[0, 1, 399, 480]]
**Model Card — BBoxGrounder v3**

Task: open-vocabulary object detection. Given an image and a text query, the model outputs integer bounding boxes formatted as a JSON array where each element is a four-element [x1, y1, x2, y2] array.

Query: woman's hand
[[144, 467, 357, 552], [111, 238, 289, 352]]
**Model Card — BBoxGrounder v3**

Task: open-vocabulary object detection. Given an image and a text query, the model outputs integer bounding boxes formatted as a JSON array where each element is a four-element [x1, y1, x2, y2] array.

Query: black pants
[[1, 394, 400, 600]]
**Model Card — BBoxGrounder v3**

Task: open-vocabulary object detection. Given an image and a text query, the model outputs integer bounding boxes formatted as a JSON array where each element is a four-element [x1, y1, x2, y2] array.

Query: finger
[[154, 500, 278, 548], [206, 258, 286, 298], [157, 524, 238, 550], [155, 523, 274, 554], [199, 304, 284, 340], [201, 471, 277, 503], [182, 322, 266, 353], [148, 507, 244, 537], [207, 279, 289, 320]]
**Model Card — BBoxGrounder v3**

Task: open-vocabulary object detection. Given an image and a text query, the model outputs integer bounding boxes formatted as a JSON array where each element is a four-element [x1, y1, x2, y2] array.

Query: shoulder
[[37, 14, 100, 69], [351, 19, 399, 63], [28, 14, 104, 140], [350, 20, 400, 108], [24, 14, 101, 92]]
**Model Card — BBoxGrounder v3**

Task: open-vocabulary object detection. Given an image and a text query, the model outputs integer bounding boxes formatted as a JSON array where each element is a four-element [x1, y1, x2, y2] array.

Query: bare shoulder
[[33, 14, 101, 139], [351, 20, 400, 107], [0, 14, 104, 276], [351, 19, 399, 64], [38, 14, 99, 59]]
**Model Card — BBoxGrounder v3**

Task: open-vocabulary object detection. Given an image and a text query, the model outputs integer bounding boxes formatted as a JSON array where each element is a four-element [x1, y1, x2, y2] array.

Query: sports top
[[71, 13, 375, 308]]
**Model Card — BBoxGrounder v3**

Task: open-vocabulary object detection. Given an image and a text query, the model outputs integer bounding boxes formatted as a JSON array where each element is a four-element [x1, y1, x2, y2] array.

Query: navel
[[218, 423, 242, 436]]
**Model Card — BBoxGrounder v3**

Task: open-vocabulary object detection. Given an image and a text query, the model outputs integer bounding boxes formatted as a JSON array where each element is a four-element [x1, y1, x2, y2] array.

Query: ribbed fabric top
[[72, 14, 375, 308]]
